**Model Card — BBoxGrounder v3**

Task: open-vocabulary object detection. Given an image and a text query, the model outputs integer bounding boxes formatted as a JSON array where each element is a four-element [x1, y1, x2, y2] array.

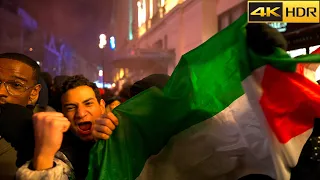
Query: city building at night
[[111, 0, 319, 86], [42, 34, 100, 82], [111, 0, 244, 84], [0, 0, 99, 82]]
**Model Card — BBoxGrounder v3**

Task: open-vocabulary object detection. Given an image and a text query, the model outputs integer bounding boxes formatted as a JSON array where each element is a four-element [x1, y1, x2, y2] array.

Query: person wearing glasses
[[0, 53, 41, 179]]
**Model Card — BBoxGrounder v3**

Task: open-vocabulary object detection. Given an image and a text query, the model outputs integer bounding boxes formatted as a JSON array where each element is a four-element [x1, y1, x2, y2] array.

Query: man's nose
[[0, 83, 9, 97], [75, 106, 87, 118]]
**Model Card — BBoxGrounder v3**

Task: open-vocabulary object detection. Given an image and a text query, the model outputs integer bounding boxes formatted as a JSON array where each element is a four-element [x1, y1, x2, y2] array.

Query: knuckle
[[101, 126, 110, 134], [48, 119, 55, 127], [32, 113, 41, 121], [106, 127, 112, 135], [102, 134, 110, 140], [107, 121, 115, 130]]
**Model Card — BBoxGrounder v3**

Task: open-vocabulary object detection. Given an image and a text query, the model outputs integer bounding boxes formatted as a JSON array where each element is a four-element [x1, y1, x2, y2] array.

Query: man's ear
[[28, 84, 41, 105], [99, 99, 106, 114]]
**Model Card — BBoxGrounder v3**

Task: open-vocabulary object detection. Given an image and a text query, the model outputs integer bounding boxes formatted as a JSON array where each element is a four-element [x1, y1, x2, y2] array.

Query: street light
[[99, 34, 107, 84], [99, 70, 103, 77], [99, 34, 107, 49]]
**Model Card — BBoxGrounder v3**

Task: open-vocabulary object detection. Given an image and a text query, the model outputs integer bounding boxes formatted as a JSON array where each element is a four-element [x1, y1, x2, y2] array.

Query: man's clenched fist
[[32, 112, 70, 170]]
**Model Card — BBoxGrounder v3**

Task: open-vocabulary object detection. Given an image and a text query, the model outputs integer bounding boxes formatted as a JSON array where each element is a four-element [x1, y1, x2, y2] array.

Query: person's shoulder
[[0, 138, 18, 179]]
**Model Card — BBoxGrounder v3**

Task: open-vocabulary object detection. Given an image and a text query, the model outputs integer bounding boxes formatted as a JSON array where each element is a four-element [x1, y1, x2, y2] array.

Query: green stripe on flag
[[87, 12, 320, 180], [86, 13, 249, 180]]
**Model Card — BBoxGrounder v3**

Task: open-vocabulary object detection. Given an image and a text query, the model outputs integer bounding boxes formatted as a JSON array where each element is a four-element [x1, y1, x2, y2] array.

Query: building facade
[[42, 34, 100, 82], [112, 0, 319, 85], [0, 0, 99, 82], [111, 0, 247, 84]]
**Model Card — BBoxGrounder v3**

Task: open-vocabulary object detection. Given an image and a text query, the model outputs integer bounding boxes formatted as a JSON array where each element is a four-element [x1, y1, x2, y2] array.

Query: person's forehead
[[62, 86, 97, 103], [0, 58, 34, 81]]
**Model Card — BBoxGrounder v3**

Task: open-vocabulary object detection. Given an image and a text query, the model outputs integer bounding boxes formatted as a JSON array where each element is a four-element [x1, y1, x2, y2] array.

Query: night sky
[[21, 0, 114, 65]]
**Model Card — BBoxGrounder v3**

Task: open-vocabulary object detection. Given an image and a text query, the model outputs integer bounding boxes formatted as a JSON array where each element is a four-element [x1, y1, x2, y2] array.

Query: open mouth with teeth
[[77, 121, 93, 135]]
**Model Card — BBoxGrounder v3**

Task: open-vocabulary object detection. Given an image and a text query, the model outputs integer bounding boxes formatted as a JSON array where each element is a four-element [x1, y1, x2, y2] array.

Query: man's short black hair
[[0, 53, 40, 82], [61, 75, 102, 101]]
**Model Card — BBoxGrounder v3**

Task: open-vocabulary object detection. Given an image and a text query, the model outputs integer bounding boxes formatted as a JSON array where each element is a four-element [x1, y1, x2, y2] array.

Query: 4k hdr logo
[[248, 1, 320, 23]]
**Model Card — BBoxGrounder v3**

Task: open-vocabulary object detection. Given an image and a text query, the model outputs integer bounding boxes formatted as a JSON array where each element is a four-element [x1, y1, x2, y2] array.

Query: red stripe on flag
[[260, 65, 320, 143], [296, 64, 305, 75], [311, 47, 320, 54]]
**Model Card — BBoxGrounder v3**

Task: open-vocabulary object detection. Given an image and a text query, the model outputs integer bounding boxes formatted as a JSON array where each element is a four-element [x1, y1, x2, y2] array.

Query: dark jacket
[[290, 118, 320, 180], [0, 103, 34, 179]]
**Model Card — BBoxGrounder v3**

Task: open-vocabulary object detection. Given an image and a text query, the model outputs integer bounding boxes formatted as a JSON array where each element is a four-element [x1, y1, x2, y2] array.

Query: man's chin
[[78, 134, 94, 142]]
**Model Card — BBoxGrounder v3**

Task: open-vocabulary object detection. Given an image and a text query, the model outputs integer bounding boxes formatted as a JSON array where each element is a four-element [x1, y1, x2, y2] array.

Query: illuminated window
[[160, 0, 165, 7], [149, 0, 154, 18], [165, 0, 179, 13], [137, 0, 147, 27], [119, 68, 124, 79]]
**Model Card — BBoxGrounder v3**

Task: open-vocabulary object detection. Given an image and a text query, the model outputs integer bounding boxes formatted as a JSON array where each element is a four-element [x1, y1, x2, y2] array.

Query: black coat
[[291, 118, 320, 180]]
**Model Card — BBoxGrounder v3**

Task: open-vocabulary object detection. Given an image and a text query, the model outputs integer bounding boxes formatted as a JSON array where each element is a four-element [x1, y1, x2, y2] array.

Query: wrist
[[33, 154, 55, 170]]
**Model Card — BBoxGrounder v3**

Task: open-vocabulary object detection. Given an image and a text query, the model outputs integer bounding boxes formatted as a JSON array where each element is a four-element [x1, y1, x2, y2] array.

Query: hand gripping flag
[[87, 14, 320, 180]]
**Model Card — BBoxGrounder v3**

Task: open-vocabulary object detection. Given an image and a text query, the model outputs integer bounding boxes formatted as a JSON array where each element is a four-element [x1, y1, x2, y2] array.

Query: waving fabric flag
[[296, 47, 320, 81], [87, 13, 320, 180]]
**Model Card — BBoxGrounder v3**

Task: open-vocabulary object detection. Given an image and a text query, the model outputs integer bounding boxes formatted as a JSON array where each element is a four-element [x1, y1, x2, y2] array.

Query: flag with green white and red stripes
[[87, 14, 320, 180]]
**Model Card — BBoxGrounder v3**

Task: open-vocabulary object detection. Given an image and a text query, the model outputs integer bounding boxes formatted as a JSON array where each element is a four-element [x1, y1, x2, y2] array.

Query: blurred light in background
[[110, 36, 116, 50], [112, 83, 116, 88], [99, 70, 103, 77], [137, 0, 146, 27], [116, 72, 119, 81], [128, 0, 134, 40], [94, 81, 103, 88], [149, 0, 153, 18], [94, 81, 112, 89], [29, 47, 33, 51], [36, 61, 40, 65], [99, 34, 107, 49], [119, 68, 124, 79], [99, 34, 106, 39], [105, 83, 112, 89]]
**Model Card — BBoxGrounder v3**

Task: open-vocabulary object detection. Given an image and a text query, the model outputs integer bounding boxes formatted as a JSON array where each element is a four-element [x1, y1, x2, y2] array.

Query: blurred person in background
[[105, 97, 121, 113], [102, 88, 114, 103], [118, 82, 132, 102], [33, 76, 55, 113], [129, 74, 170, 98], [40, 72, 53, 99], [48, 75, 70, 112]]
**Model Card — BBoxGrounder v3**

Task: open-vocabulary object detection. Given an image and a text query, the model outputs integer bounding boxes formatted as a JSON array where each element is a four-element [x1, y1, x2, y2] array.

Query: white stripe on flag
[[138, 67, 275, 179], [243, 66, 313, 180]]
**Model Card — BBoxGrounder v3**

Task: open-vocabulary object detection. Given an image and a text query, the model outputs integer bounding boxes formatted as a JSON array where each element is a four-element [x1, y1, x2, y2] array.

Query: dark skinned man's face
[[0, 58, 41, 107]]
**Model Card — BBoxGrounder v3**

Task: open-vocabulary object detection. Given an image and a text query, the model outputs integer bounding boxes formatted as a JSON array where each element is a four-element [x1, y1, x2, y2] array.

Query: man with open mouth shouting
[[16, 75, 119, 180]]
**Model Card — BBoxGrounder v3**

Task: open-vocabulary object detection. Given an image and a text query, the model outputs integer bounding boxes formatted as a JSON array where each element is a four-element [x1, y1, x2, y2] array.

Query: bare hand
[[32, 112, 70, 170], [92, 112, 119, 140]]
